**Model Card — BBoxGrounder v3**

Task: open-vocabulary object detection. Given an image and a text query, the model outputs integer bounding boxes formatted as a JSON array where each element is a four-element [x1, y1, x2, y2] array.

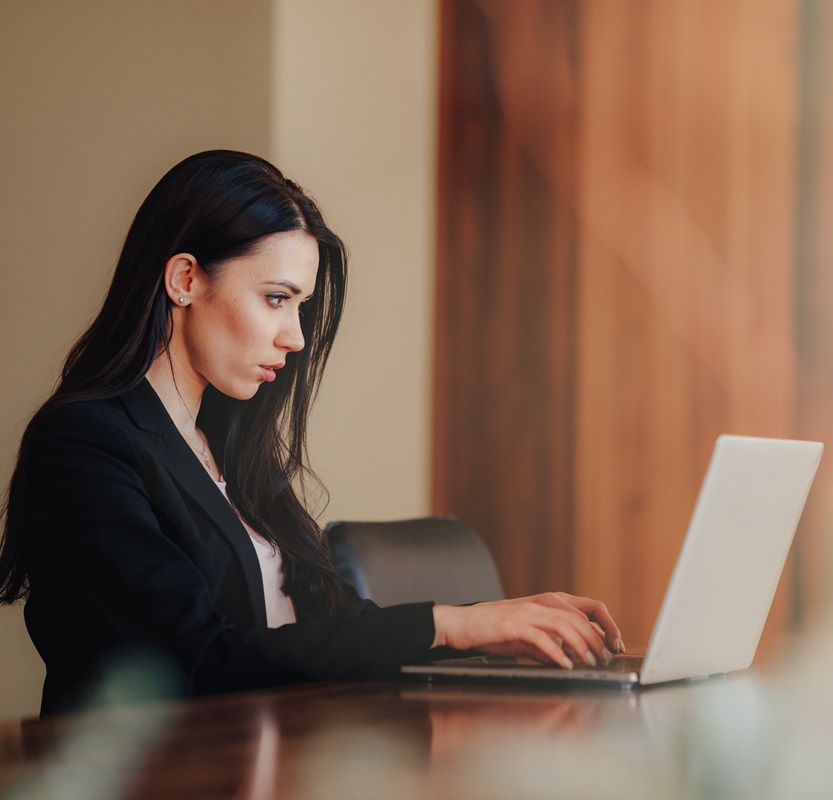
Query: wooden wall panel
[[435, 0, 802, 651], [433, 0, 582, 596], [574, 0, 798, 649]]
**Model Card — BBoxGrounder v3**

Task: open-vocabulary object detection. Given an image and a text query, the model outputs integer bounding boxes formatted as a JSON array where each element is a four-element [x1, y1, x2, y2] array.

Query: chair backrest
[[325, 516, 505, 606]]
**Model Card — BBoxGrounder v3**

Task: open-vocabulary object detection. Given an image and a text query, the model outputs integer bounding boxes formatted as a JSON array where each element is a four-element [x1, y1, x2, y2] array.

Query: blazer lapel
[[119, 379, 268, 627]]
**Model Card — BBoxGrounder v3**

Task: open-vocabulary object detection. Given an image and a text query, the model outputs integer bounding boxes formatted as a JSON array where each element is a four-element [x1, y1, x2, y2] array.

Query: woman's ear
[[163, 253, 201, 306]]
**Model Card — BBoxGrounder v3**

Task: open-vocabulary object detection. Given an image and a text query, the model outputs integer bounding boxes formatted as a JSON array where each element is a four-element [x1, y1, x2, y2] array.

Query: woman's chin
[[211, 380, 263, 402]]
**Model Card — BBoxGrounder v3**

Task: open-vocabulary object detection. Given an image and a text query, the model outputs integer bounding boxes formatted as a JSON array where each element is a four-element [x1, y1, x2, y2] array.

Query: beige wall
[[0, 0, 273, 722], [272, 1, 438, 524], [0, 0, 435, 722]]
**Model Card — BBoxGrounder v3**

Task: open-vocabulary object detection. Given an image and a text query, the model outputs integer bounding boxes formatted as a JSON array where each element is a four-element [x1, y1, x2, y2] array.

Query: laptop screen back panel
[[640, 435, 823, 685]]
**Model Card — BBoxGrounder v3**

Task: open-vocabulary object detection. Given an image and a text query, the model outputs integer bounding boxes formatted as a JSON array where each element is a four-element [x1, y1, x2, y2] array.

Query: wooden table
[[0, 669, 819, 799]]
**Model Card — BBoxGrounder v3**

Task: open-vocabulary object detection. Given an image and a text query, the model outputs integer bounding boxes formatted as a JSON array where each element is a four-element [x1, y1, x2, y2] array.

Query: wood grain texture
[[1, 678, 769, 799], [435, 0, 800, 650], [433, 0, 582, 596], [574, 0, 797, 648]]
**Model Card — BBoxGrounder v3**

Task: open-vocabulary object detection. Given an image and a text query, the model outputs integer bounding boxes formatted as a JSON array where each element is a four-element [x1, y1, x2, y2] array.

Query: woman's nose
[[277, 312, 305, 353]]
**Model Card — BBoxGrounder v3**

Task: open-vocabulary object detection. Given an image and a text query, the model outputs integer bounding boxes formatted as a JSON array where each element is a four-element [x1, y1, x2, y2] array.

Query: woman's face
[[178, 230, 319, 400]]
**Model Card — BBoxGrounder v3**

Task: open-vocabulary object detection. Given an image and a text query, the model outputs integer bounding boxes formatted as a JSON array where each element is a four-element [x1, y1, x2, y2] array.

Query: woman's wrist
[[431, 604, 455, 648]]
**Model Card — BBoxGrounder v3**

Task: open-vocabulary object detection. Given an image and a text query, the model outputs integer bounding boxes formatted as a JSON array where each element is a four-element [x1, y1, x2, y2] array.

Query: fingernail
[[585, 651, 597, 667], [602, 648, 613, 664], [617, 638, 626, 654]]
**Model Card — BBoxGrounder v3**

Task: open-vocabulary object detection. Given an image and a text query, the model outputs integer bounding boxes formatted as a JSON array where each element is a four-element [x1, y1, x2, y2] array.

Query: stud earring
[[178, 297, 188, 305]]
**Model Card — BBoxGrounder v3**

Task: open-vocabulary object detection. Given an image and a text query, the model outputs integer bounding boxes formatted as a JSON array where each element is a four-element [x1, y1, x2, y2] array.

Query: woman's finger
[[573, 596, 619, 631], [543, 614, 606, 667], [513, 624, 574, 669], [544, 593, 625, 653], [575, 598, 624, 652], [515, 604, 606, 666]]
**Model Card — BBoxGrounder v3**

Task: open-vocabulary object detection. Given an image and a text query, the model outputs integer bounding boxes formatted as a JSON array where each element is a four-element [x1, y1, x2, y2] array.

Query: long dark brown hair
[[0, 150, 353, 614]]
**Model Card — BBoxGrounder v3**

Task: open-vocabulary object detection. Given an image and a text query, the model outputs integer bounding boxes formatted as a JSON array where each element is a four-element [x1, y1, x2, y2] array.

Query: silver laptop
[[402, 435, 823, 687]]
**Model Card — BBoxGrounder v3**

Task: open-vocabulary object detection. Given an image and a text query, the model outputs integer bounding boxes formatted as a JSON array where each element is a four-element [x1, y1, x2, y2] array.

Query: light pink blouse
[[215, 481, 296, 628]]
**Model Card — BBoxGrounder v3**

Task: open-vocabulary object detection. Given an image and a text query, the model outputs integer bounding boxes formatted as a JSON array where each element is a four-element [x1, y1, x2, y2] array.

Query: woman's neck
[[145, 353, 206, 438], [146, 355, 222, 481]]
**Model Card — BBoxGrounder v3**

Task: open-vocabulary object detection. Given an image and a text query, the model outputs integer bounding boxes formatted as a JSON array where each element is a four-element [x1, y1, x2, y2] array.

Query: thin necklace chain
[[178, 393, 213, 473], [185, 430, 211, 469]]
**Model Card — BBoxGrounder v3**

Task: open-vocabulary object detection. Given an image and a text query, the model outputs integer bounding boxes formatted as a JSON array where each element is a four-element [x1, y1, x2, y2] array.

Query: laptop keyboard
[[571, 654, 644, 673]]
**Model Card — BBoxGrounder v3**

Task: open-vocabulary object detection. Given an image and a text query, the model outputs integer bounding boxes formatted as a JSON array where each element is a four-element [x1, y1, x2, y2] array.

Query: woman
[[0, 151, 623, 716]]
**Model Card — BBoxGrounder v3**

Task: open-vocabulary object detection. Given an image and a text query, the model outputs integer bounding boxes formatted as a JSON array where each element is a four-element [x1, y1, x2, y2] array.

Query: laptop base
[[401, 655, 644, 688]]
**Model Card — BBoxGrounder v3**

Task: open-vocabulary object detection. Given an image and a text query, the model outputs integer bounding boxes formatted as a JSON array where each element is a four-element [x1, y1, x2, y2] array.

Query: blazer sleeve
[[20, 402, 438, 702]]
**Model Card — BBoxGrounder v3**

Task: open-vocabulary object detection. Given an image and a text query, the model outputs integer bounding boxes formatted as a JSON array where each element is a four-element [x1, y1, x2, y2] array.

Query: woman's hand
[[431, 592, 624, 670]]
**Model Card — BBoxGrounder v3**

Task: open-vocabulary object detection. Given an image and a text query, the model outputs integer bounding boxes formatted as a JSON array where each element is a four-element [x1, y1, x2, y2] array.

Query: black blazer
[[18, 380, 436, 715]]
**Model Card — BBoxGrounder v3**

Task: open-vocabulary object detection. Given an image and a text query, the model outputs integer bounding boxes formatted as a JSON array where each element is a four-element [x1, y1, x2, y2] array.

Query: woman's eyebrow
[[263, 280, 314, 300]]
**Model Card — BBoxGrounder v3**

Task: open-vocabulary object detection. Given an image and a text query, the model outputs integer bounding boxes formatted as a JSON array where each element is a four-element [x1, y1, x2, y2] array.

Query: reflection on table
[[3, 646, 833, 799]]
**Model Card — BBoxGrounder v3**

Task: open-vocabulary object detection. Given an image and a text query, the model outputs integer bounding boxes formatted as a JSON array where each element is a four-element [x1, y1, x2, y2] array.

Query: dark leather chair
[[325, 516, 504, 606]]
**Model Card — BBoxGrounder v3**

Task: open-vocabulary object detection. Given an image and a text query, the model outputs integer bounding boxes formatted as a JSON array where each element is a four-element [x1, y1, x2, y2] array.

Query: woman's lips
[[259, 364, 284, 383]]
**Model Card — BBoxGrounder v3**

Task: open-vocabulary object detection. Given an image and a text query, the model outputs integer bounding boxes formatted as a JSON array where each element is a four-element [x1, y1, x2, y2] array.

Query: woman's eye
[[266, 293, 289, 308]]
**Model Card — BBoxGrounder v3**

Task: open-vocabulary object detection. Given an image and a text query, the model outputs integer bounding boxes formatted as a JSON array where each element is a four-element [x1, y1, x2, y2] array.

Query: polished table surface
[[0, 662, 830, 799]]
